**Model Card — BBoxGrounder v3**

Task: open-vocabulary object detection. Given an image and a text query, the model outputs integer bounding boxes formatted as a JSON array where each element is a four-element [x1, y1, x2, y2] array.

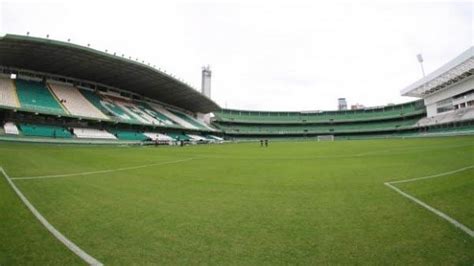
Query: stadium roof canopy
[[401, 46, 473, 98], [0, 34, 220, 113]]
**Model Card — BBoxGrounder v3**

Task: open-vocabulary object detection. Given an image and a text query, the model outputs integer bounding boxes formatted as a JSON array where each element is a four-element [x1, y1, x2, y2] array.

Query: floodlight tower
[[417, 54, 426, 77], [201, 65, 212, 98], [197, 66, 212, 125]]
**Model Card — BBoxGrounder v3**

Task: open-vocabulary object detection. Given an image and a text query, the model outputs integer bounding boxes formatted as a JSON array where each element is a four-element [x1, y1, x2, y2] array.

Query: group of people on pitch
[[260, 139, 269, 147]]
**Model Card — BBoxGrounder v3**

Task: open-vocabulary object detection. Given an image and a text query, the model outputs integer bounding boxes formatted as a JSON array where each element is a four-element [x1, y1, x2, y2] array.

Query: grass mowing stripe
[[385, 165, 474, 237], [10, 158, 195, 180], [0, 167, 103, 265]]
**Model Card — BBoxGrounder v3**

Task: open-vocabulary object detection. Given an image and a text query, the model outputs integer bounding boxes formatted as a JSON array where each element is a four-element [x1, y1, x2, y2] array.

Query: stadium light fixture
[[87, 43, 90, 47], [46, 34, 49, 38], [417, 54, 426, 77], [105, 49, 108, 53], [26, 32, 30, 36], [67, 38, 70, 42]]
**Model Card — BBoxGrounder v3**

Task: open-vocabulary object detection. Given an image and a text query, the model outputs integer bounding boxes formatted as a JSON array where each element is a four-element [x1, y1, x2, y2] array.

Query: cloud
[[1, 0, 472, 111]]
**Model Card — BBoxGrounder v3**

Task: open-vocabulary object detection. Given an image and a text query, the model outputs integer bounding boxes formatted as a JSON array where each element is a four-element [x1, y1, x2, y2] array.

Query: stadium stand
[[141, 103, 177, 126], [144, 132, 174, 142], [4, 122, 19, 135], [148, 102, 199, 129], [416, 107, 474, 126], [207, 135, 224, 141], [0, 77, 20, 108], [188, 134, 208, 141], [214, 101, 425, 124], [168, 109, 213, 130], [166, 132, 191, 141], [49, 82, 109, 120], [15, 79, 66, 115], [19, 123, 72, 138], [73, 128, 117, 139], [113, 100, 170, 126], [109, 129, 148, 141], [80, 90, 139, 122], [213, 101, 426, 137]]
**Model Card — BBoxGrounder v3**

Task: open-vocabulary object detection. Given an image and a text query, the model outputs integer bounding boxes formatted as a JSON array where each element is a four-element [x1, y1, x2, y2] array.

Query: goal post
[[317, 135, 334, 141]]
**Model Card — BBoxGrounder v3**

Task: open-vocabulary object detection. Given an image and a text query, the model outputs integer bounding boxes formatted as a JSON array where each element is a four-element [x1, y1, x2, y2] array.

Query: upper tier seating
[[19, 123, 72, 138], [141, 103, 177, 126], [167, 109, 213, 130], [0, 77, 20, 108], [216, 117, 420, 135], [214, 101, 426, 124], [113, 100, 174, 126], [49, 83, 109, 120], [15, 79, 65, 115], [147, 103, 199, 129], [4, 122, 20, 135], [80, 90, 139, 123], [73, 128, 117, 139]]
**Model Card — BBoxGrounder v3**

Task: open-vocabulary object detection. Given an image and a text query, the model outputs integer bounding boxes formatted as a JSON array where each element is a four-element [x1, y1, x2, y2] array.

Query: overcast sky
[[1, 0, 472, 111]]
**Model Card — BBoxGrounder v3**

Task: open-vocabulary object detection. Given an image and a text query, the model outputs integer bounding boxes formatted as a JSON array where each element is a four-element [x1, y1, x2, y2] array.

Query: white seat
[[73, 128, 116, 139], [4, 122, 20, 135], [49, 83, 108, 120], [188, 134, 207, 141], [147, 102, 198, 129], [0, 78, 20, 108], [144, 132, 174, 141]]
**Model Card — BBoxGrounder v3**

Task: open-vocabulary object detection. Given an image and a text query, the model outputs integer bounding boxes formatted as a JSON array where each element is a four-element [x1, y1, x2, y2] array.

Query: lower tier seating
[[187, 134, 208, 141], [19, 124, 72, 138], [109, 129, 148, 141], [166, 132, 191, 141], [144, 132, 174, 141], [4, 122, 20, 135], [73, 128, 117, 139]]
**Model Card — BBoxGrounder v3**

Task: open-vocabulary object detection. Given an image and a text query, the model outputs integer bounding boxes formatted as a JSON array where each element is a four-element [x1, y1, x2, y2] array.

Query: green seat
[[109, 130, 148, 141], [15, 79, 65, 115], [19, 124, 72, 138]]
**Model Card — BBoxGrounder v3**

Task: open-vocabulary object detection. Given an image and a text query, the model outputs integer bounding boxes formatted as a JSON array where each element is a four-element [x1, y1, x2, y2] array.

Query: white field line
[[0, 167, 103, 265], [388, 165, 474, 184], [385, 165, 474, 237], [11, 158, 195, 180]]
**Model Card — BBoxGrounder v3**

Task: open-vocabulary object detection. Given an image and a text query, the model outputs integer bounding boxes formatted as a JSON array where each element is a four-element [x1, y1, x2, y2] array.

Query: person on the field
[[265, 139, 268, 147], [260, 139, 263, 147]]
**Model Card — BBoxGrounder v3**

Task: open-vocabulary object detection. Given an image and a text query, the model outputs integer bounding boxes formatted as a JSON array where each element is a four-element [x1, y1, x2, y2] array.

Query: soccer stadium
[[1, 2, 473, 265]]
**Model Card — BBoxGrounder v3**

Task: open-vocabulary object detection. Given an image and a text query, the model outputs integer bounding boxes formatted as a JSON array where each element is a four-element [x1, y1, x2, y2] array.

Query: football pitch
[[1, 136, 473, 265]]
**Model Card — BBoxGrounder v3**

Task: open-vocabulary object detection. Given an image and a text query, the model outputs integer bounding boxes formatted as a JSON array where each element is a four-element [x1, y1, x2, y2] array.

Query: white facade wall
[[424, 77, 474, 117]]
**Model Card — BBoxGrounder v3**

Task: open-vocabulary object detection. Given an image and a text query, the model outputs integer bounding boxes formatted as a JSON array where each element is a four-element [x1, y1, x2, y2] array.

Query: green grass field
[[1, 136, 473, 265]]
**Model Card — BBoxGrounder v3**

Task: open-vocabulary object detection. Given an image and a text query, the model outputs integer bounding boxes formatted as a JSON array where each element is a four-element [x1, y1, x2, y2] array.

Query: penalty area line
[[10, 157, 195, 180], [385, 165, 474, 238], [0, 166, 103, 265]]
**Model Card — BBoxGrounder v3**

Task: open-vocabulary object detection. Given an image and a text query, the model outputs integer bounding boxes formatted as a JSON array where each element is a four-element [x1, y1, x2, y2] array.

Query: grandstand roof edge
[[217, 100, 423, 114], [401, 46, 474, 97], [0, 34, 220, 113]]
